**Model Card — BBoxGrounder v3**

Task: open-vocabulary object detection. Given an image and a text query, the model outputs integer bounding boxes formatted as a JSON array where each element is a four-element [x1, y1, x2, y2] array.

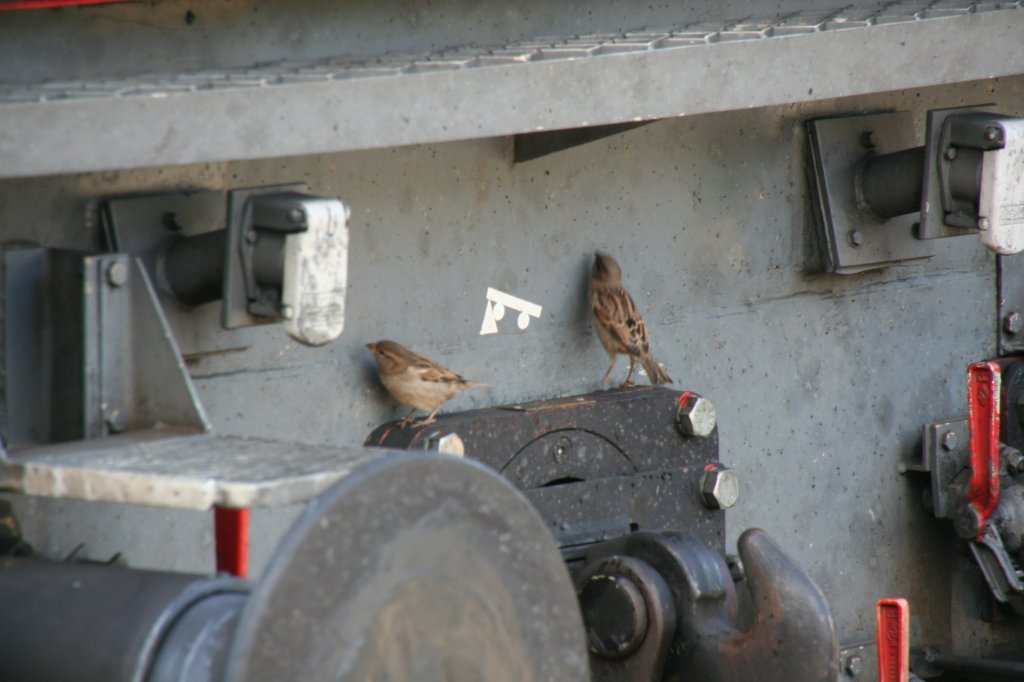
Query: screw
[[941, 430, 959, 451], [848, 230, 864, 247], [700, 465, 740, 510], [945, 147, 958, 161], [985, 126, 1000, 142], [844, 654, 863, 678], [106, 261, 128, 287], [551, 436, 572, 464], [287, 207, 306, 225], [677, 393, 717, 437], [426, 432, 465, 457], [978, 217, 991, 231], [1005, 312, 1023, 336]]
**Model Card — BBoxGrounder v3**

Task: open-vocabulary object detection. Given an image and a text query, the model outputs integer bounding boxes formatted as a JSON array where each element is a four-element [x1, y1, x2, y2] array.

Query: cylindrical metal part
[[947, 147, 983, 204], [855, 146, 925, 219], [161, 229, 227, 305], [0, 557, 248, 682], [928, 651, 1024, 678], [252, 231, 285, 288]]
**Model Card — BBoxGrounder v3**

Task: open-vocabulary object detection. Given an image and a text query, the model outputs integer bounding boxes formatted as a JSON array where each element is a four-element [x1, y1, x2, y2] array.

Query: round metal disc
[[225, 452, 589, 681]]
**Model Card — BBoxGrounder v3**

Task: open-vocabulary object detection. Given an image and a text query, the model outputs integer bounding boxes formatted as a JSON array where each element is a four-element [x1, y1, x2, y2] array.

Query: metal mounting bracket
[[807, 111, 933, 274]]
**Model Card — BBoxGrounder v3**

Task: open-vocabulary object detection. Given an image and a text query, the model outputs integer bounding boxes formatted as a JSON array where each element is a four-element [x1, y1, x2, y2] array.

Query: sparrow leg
[[398, 407, 419, 427], [600, 355, 617, 385], [413, 406, 441, 427], [620, 357, 636, 388]]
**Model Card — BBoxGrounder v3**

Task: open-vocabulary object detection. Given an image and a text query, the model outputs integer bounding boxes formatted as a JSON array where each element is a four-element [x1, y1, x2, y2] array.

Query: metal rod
[[929, 652, 1024, 678], [161, 229, 226, 305], [855, 146, 925, 219]]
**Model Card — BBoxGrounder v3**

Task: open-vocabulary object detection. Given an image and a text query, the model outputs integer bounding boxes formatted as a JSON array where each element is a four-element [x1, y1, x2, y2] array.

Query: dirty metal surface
[[367, 386, 724, 558], [2, 3, 1024, 176], [0, 431, 383, 509], [226, 452, 589, 681], [0, 77, 1020, 652]]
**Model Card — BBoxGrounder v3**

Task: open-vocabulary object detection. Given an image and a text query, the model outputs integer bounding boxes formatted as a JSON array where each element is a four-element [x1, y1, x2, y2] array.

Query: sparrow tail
[[640, 354, 672, 385]]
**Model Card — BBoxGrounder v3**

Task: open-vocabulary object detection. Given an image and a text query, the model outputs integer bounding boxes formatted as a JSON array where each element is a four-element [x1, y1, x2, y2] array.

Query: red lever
[[214, 506, 250, 579], [876, 598, 909, 682], [967, 362, 1002, 540]]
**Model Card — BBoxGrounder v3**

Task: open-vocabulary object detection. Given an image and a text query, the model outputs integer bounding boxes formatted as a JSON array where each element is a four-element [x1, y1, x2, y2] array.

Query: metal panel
[[2, 4, 1024, 177], [0, 76, 1020, 649]]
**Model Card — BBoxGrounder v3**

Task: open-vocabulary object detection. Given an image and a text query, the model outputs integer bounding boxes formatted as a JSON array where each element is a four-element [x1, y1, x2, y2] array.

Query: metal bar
[[1, 6, 1023, 178], [928, 652, 1024, 678], [214, 506, 250, 579]]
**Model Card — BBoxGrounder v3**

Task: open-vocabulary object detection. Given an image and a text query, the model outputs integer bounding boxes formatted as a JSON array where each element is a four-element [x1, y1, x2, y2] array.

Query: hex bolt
[[848, 229, 864, 247], [287, 207, 306, 225], [844, 654, 863, 678], [244, 229, 259, 245], [945, 147, 958, 161], [700, 465, 740, 510], [281, 305, 295, 320], [551, 436, 572, 465], [941, 430, 959, 451], [1004, 312, 1022, 336], [978, 217, 991, 231], [1003, 446, 1024, 476], [677, 393, 717, 437], [426, 432, 465, 457], [985, 126, 1000, 142], [106, 261, 128, 287]]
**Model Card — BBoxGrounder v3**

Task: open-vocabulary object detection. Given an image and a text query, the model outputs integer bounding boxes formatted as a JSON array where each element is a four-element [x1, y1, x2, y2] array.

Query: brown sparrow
[[590, 251, 672, 387], [367, 340, 488, 427]]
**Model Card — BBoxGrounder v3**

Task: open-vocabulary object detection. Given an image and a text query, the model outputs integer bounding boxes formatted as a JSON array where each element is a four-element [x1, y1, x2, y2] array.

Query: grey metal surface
[[2, 3, 1024, 178], [225, 452, 589, 681], [1000, 253, 1024, 355], [0, 431, 384, 509], [807, 112, 932, 273], [1, 71, 1022, 657]]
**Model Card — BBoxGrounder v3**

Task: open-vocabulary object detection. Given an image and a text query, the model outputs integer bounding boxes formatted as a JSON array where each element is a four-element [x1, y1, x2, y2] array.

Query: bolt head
[[677, 393, 717, 437], [985, 126, 1000, 142], [978, 217, 991, 231], [700, 466, 740, 510], [287, 207, 306, 225], [1005, 312, 1023, 335], [848, 229, 864, 247], [941, 430, 959, 451], [281, 304, 295, 320], [106, 261, 128, 287], [844, 654, 863, 678], [426, 432, 465, 457], [945, 147, 958, 161]]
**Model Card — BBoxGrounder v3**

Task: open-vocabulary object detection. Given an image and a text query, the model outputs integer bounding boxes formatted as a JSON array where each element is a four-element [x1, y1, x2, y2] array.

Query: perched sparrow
[[366, 340, 488, 427], [590, 251, 672, 387]]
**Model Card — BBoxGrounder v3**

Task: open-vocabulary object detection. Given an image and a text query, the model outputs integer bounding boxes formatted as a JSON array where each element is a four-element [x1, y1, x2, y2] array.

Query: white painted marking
[[480, 287, 542, 335]]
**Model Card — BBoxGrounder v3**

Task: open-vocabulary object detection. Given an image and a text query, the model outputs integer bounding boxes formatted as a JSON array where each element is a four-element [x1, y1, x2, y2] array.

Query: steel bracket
[[807, 111, 932, 274], [3, 246, 208, 446]]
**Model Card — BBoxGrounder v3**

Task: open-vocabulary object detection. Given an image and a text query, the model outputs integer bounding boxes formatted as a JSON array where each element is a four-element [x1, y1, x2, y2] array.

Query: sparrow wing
[[408, 351, 470, 385], [593, 286, 651, 357]]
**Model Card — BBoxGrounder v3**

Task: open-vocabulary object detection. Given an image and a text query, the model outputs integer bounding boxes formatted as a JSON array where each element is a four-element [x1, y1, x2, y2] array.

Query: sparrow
[[590, 251, 672, 387], [366, 340, 488, 427]]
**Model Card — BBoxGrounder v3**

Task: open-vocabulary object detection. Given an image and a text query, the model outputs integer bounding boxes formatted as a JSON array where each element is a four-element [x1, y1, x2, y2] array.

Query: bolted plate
[[225, 451, 589, 682], [807, 111, 933, 274]]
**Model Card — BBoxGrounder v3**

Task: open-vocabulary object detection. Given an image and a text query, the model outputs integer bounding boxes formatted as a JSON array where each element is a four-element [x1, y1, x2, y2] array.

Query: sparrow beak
[[366, 343, 378, 353]]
